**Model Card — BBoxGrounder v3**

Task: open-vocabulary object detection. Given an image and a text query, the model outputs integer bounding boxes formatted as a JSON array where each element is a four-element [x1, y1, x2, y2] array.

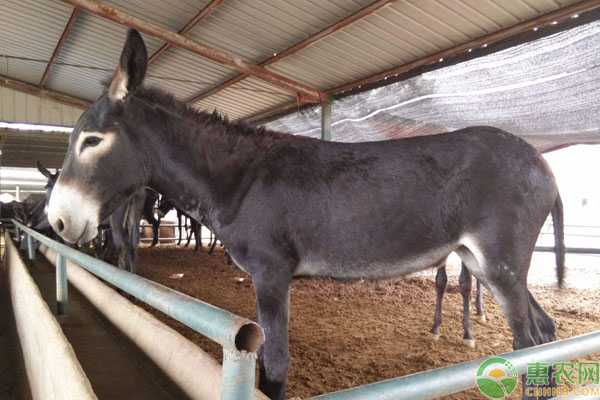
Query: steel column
[[56, 253, 68, 315], [321, 98, 333, 141], [27, 233, 35, 264], [221, 349, 257, 400]]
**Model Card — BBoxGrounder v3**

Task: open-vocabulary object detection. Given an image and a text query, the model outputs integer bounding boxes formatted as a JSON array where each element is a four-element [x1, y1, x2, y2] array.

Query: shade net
[[263, 19, 600, 153]]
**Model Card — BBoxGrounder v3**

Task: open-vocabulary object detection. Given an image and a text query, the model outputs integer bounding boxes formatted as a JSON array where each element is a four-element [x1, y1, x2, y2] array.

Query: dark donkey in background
[[48, 30, 565, 400], [157, 199, 203, 251]]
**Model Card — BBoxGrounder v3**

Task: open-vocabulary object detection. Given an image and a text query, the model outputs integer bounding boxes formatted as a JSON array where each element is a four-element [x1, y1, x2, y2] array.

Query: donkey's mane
[[134, 85, 286, 141]]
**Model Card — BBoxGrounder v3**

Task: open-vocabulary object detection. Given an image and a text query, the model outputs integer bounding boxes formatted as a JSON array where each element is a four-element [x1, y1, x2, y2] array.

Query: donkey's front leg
[[253, 273, 292, 400]]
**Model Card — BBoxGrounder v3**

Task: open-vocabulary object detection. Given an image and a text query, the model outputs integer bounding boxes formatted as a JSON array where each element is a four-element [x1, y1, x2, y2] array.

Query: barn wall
[[0, 86, 83, 126]]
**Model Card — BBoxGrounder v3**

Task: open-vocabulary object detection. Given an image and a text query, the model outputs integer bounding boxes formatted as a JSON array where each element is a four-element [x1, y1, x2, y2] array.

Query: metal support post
[[27, 233, 35, 265], [321, 97, 333, 141], [221, 348, 257, 400], [56, 253, 68, 315]]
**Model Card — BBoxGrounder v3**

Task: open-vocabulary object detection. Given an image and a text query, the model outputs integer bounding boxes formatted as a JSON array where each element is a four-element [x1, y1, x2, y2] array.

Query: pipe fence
[[6, 219, 264, 400], [5, 218, 600, 399]]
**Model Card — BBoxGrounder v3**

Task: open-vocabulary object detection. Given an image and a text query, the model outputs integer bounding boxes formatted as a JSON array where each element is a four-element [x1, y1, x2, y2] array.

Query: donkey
[[143, 189, 161, 247], [429, 261, 486, 348], [28, 162, 61, 238], [34, 160, 151, 273], [158, 199, 202, 252], [47, 30, 565, 400]]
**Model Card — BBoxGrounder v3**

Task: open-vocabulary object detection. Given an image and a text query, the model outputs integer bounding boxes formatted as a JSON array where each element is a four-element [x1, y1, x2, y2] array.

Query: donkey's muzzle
[[47, 182, 101, 244]]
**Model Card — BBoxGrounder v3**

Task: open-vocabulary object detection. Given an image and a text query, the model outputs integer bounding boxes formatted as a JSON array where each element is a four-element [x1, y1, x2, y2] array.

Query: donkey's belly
[[293, 242, 456, 279]]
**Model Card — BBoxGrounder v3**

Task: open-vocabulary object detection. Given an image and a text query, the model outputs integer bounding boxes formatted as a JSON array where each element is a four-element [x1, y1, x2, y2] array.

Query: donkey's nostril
[[56, 218, 65, 232]]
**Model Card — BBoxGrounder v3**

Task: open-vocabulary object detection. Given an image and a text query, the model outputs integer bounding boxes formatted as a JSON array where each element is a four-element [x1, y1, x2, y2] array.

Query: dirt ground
[[133, 244, 600, 399]]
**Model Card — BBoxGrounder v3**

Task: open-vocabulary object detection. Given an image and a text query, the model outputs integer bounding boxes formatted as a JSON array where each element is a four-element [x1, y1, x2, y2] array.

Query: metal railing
[[8, 219, 264, 400], [309, 330, 600, 399], [7, 218, 600, 399], [537, 222, 600, 254]]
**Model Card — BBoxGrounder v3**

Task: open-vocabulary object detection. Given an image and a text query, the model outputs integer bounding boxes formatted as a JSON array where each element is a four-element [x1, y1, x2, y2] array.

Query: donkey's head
[[48, 29, 150, 243]]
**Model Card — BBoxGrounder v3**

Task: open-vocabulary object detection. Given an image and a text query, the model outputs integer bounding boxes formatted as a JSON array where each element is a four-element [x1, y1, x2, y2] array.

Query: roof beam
[[247, 0, 599, 123], [147, 0, 224, 66], [39, 8, 80, 88], [0, 76, 90, 110], [58, 0, 326, 102], [186, 0, 398, 105]]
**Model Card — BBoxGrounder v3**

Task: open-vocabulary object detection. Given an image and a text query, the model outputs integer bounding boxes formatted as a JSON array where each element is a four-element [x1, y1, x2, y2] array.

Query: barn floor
[[134, 244, 600, 399]]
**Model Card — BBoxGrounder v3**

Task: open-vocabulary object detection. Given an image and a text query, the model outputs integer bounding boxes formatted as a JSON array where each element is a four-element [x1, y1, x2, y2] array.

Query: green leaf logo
[[476, 357, 518, 399]]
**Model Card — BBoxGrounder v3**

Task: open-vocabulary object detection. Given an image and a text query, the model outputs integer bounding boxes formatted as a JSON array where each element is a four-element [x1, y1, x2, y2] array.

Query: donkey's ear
[[36, 161, 52, 179], [108, 29, 147, 103]]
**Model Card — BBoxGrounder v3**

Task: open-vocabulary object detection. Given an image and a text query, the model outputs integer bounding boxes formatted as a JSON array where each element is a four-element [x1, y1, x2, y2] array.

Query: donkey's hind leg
[[474, 279, 486, 323], [429, 266, 447, 342], [486, 262, 555, 399], [459, 264, 475, 348], [528, 291, 557, 344]]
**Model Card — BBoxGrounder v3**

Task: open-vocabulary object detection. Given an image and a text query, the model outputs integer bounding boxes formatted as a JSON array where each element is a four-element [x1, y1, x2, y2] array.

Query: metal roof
[[2, 0, 594, 116], [0, 0, 598, 168]]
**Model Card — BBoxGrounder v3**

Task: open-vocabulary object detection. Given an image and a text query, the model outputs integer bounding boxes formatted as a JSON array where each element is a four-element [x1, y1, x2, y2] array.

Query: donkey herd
[[6, 29, 568, 399]]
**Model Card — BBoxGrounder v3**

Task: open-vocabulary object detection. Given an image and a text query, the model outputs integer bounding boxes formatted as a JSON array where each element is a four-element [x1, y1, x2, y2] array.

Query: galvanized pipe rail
[[310, 330, 600, 399], [10, 219, 264, 400]]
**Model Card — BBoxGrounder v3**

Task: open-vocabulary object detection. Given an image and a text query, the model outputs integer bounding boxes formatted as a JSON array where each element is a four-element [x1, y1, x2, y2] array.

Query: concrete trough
[[38, 244, 268, 400], [2, 224, 267, 400], [3, 232, 97, 400]]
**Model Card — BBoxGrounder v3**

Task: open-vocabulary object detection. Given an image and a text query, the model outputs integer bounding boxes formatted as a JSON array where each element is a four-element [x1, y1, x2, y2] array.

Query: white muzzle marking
[[47, 182, 101, 244]]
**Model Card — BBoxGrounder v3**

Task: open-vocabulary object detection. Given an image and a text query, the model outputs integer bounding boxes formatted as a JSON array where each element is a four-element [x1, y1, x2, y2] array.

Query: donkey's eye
[[83, 136, 102, 148]]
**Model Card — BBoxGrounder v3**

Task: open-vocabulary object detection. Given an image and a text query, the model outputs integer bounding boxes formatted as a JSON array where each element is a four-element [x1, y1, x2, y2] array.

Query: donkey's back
[[233, 126, 558, 281]]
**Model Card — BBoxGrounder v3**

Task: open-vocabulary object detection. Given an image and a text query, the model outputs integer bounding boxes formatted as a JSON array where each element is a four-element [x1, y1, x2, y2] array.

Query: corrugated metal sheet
[[0, 0, 74, 85], [195, 77, 295, 120], [0, 86, 83, 125], [102, 0, 211, 32], [146, 47, 237, 100], [267, 0, 583, 91], [187, 0, 375, 64], [0, 0, 592, 121], [45, 10, 163, 101]]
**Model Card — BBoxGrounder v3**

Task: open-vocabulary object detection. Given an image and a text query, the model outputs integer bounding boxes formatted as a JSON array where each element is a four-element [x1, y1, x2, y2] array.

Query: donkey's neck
[[138, 100, 278, 231]]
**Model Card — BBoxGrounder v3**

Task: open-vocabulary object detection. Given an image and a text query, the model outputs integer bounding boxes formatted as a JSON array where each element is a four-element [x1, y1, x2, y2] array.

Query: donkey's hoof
[[428, 332, 440, 342], [463, 339, 476, 348], [475, 315, 487, 324]]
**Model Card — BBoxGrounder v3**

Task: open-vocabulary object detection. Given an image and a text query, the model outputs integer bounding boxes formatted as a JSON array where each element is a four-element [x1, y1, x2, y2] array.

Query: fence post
[[221, 349, 257, 400], [27, 233, 35, 265], [56, 253, 68, 315]]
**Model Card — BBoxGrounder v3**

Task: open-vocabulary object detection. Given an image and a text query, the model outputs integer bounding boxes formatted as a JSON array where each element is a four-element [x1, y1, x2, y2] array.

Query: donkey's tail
[[551, 193, 565, 287]]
